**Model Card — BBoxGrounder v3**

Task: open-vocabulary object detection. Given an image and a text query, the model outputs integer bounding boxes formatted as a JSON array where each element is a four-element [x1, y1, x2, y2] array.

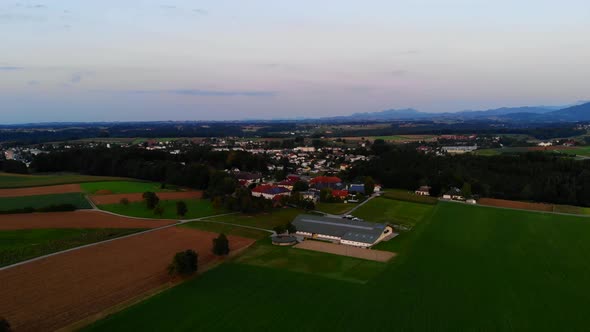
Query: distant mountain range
[[318, 101, 590, 123]]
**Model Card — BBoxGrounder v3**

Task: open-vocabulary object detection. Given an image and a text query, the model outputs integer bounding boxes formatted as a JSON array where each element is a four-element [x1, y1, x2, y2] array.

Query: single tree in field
[[364, 176, 375, 195], [273, 225, 287, 235], [142, 191, 160, 209], [120, 198, 130, 206], [168, 250, 198, 276], [0, 317, 11, 332], [176, 201, 188, 217], [212, 233, 230, 256], [153, 205, 165, 216]]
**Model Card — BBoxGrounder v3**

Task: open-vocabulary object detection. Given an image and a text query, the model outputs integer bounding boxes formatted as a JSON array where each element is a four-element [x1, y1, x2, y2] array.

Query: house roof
[[292, 214, 386, 245], [310, 176, 342, 184], [348, 184, 365, 192], [252, 185, 291, 195]]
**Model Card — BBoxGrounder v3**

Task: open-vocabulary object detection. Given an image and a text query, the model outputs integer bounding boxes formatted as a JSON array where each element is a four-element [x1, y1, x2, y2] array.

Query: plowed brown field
[[89, 191, 203, 205], [0, 210, 176, 230], [478, 198, 553, 212], [0, 184, 82, 198], [0, 227, 254, 332]]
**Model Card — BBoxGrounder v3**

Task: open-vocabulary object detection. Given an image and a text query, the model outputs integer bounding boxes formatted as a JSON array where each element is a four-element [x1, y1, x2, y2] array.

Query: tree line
[[344, 140, 590, 207]]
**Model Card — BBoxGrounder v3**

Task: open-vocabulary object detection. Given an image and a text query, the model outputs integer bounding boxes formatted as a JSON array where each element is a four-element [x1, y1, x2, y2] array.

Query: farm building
[[292, 214, 393, 248], [415, 186, 431, 196], [348, 184, 365, 194], [442, 146, 477, 154], [251, 185, 291, 200]]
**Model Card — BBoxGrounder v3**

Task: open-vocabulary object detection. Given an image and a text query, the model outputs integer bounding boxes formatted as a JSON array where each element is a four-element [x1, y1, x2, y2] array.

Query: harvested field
[[0, 184, 81, 198], [294, 240, 396, 262], [0, 227, 254, 332], [0, 210, 176, 230], [89, 191, 203, 205], [478, 198, 553, 212]]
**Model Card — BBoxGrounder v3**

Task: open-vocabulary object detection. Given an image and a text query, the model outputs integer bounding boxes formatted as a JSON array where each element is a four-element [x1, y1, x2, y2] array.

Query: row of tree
[[344, 141, 590, 206], [168, 234, 230, 276]]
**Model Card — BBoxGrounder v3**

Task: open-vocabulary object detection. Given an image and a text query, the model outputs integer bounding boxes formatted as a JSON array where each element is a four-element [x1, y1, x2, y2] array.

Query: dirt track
[[0, 210, 176, 230], [0, 184, 82, 198], [294, 240, 396, 262], [0, 227, 254, 332], [478, 198, 553, 212], [89, 191, 203, 205]]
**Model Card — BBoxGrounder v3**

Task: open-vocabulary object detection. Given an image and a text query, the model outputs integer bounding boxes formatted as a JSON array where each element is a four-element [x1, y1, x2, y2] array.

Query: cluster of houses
[[241, 172, 379, 204]]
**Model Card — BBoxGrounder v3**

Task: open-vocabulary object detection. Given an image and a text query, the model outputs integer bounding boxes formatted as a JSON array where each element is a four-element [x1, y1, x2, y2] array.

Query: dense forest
[[31, 147, 268, 190], [344, 140, 590, 206]]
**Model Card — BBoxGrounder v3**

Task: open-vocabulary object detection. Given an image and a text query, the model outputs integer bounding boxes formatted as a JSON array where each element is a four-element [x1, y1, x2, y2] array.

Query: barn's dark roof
[[292, 214, 386, 244]]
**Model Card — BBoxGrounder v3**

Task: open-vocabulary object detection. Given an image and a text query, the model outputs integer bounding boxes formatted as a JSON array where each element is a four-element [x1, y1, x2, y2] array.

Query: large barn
[[292, 214, 393, 248]]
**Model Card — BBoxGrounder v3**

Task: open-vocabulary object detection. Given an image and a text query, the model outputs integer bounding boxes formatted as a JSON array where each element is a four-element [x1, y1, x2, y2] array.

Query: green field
[[354, 197, 435, 226], [86, 201, 590, 331], [180, 221, 270, 239], [0, 228, 142, 267], [233, 239, 386, 283], [558, 146, 590, 157], [314, 202, 356, 215], [382, 189, 439, 204], [98, 199, 223, 220], [0, 172, 131, 189], [0, 193, 92, 212], [201, 208, 302, 230], [81, 181, 178, 194]]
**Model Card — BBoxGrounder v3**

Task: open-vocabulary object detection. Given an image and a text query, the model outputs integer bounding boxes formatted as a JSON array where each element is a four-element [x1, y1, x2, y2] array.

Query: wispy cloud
[[0, 66, 24, 71], [128, 89, 277, 97]]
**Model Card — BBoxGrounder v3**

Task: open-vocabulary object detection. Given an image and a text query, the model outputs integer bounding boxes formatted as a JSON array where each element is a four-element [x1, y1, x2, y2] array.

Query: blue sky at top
[[1, 0, 589, 122]]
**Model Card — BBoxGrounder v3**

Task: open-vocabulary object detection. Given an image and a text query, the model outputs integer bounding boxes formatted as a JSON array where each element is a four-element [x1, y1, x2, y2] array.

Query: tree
[[461, 182, 472, 198], [212, 233, 230, 256], [142, 191, 160, 209], [176, 201, 188, 217], [168, 250, 198, 275], [364, 176, 375, 195], [286, 222, 297, 234], [153, 205, 165, 216], [0, 317, 11, 332], [292, 181, 309, 192], [273, 225, 287, 234], [120, 198, 130, 206], [319, 188, 333, 203]]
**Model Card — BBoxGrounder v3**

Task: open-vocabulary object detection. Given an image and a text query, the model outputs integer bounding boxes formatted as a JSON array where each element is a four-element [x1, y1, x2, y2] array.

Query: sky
[[1, 0, 589, 123]]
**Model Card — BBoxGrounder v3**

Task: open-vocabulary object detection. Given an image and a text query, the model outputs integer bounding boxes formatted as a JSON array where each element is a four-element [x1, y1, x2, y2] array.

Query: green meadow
[[201, 208, 302, 230], [0, 172, 129, 189], [0, 228, 142, 267], [314, 202, 356, 215], [81, 181, 178, 194], [98, 199, 222, 220], [85, 200, 590, 331], [0, 193, 92, 212]]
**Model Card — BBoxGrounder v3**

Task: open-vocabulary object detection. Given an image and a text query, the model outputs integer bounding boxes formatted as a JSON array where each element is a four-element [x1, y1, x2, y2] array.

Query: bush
[[176, 201, 188, 217], [153, 205, 165, 216], [120, 198, 130, 206], [142, 191, 160, 209], [286, 222, 297, 234], [0, 316, 11, 332], [212, 233, 230, 256], [168, 250, 198, 276], [273, 225, 287, 235]]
